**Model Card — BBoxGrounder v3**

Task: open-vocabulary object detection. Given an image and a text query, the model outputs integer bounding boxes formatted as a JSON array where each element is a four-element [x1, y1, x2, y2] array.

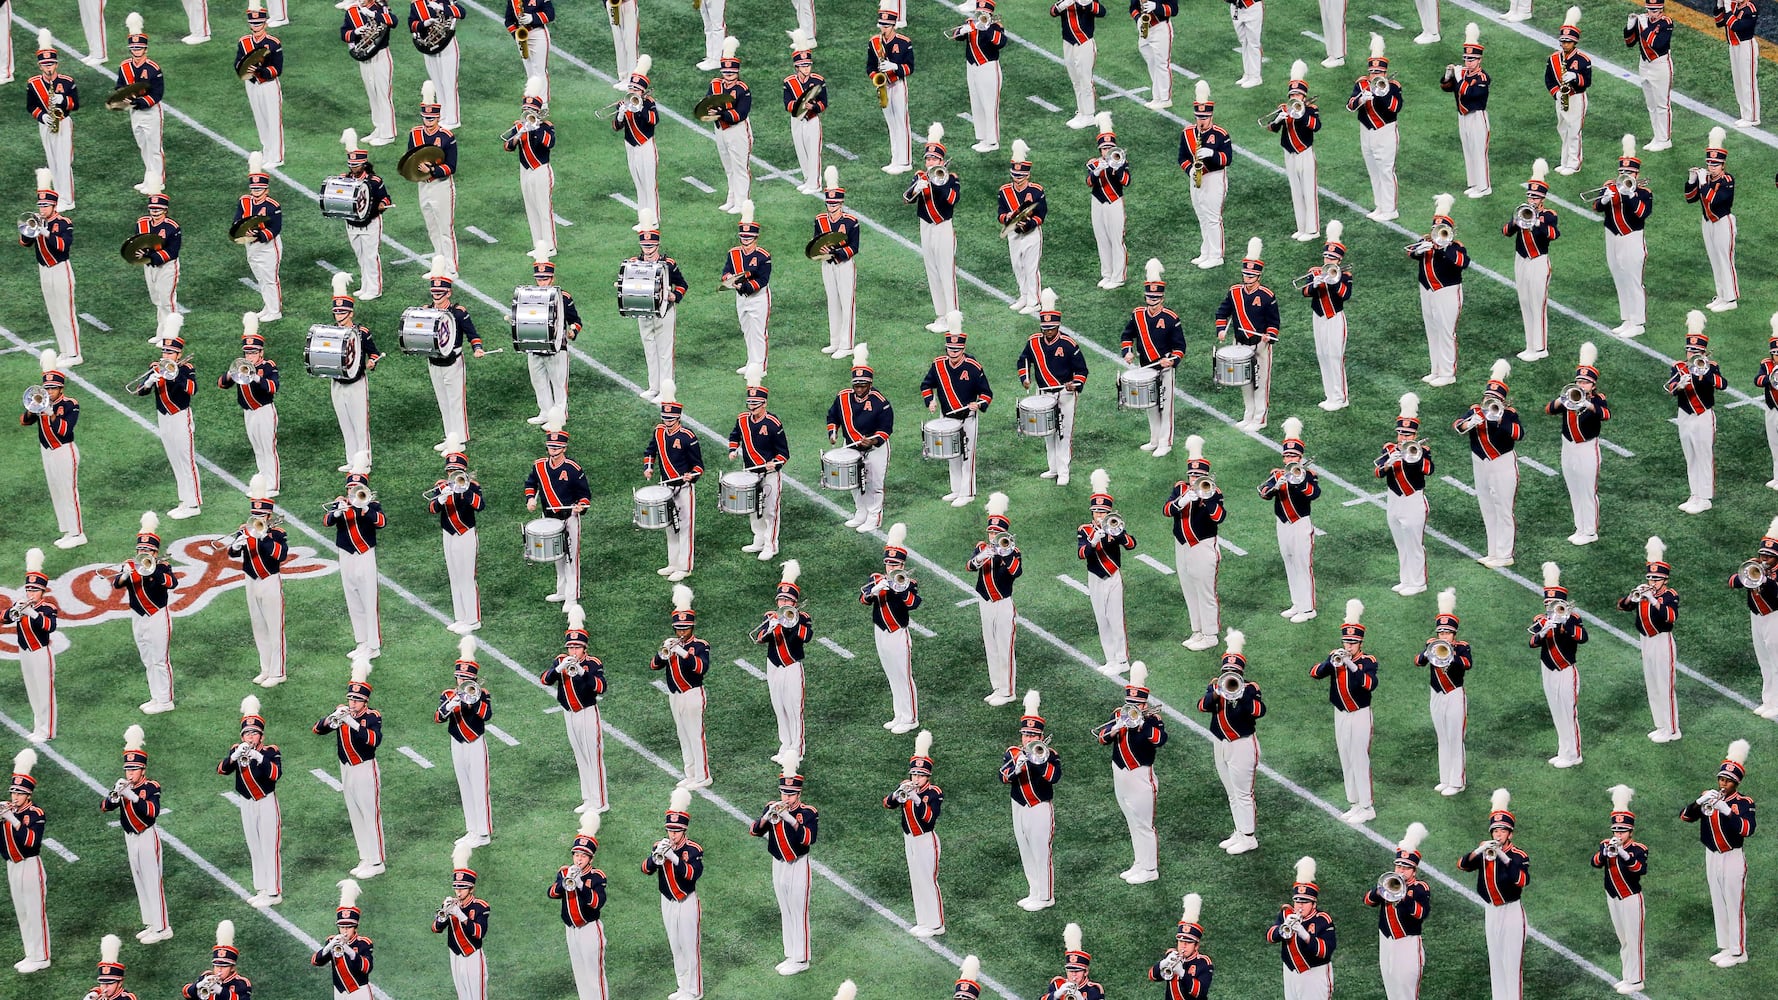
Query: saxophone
[[608, 0, 622, 26], [513, 0, 531, 60]]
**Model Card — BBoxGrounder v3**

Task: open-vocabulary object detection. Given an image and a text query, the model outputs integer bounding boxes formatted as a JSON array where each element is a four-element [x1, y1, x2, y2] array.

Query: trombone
[[425, 469, 476, 502], [1216, 669, 1247, 701], [1404, 222, 1454, 255], [500, 107, 547, 144], [1091, 148, 1126, 174], [1580, 172, 1637, 202], [1291, 263, 1350, 290], [126, 356, 190, 394], [1423, 638, 1456, 668], [594, 93, 649, 119], [1189, 475, 1219, 501], [928, 160, 951, 186]]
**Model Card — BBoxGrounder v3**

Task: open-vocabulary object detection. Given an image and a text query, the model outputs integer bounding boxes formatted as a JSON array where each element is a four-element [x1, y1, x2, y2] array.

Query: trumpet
[[1740, 559, 1769, 588], [16, 212, 48, 239], [1399, 440, 1425, 464], [763, 800, 788, 824], [1696, 788, 1728, 813], [2, 601, 29, 625], [1279, 911, 1306, 939], [1025, 736, 1053, 765], [1054, 983, 1085, 1000], [1424, 639, 1455, 668], [328, 704, 361, 731], [1480, 839, 1504, 861], [1513, 202, 1538, 228], [659, 634, 686, 659], [1559, 382, 1590, 411], [565, 861, 587, 891], [886, 569, 914, 591], [1329, 647, 1356, 672], [1377, 871, 1407, 903], [22, 384, 51, 414], [1217, 669, 1248, 700], [928, 162, 951, 186], [946, 10, 1000, 38], [109, 777, 132, 802], [650, 837, 675, 866], [228, 356, 257, 384], [892, 778, 918, 802], [1600, 837, 1627, 859], [871, 71, 889, 109], [436, 896, 457, 923], [126, 356, 189, 394], [500, 107, 546, 144], [1291, 264, 1350, 290], [195, 971, 223, 1000], [1190, 475, 1219, 501], [1626, 582, 1656, 604]]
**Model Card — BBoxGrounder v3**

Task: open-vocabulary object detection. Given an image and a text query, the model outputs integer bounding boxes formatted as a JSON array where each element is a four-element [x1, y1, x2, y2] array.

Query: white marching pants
[[1091, 198, 1126, 284], [144, 261, 179, 332], [1677, 408, 1714, 501], [1242, 340, 1274, 427], [966, 61, 1002, 146], [341, 759, 384, 866], [7, 856, 48, 964], [1637, 631, 1678, 737], [823, 259, 856, 353], [736, 289, 771, 372], [520, 164, 556, 255], [565, 704, 607, 813], [662, 894, 701, 998], [346, 219, 383, 299], [417, 179, 459, 277], [41, 444, 82, 536], [979, 596, 1016, 699], [1640, 56, 1672, 144], [157, 409, 201, 509], [1213, 736, 1258, 834], [1174, 538, 1221, 639], [1046, 389, 1077, 478], [1385, 490, 1428, 589], [1701, 215, 1737, 304], [1191, 168, 1228, 262], [331, 377, 371, 470], [1146, 368, 1176, 451], [18, 647, 56, 739], [79, 0, 107, 61], [1429, 686, 1467, 787], [1705, 847, 1747, 955], [131, 106, 165, 187], [1231, 3, 1263, 81], [1360, 123, 1399, 216], [1062, 39, 1096, 119], [1113, 764, 1159, 875], [1276, 516, 1315, 612], [38, 262, 79, 361], [942, 411, 978, 500], [700, 0, 726, 64], [526, 351, 569, 421], [338, 549, 380, 654], [790, 115, 821, 191], [1603, 228, 1645, 327], [239, 793, 281, 896], [37, 120, 72, 210], [668, 688, 709, 784], [442, 528, 479, 628], [1319, 0, 1346, 61], [609, 0, 638, 81], [750, 469, 782, 554], [1283, 964, 1332, 1000], [920, 219, 958, 320], [714, 123, 752, 209], [1415, 0, 1439, 35], [1458, 110, 1489, 191], [1483, 900, 1526, 1000], [519, 26, 551, 103], [450, 737, 491, 839], [903, 831, 943, 929], [566, 920, 609, 1000], [429, 357, 468, 444], [1138, 20, 1173, 104], [0, 12, 11, 82], [1284, 149, 1318, 236], [241, 404, 280, 490], [771, 856, 811, 962], [638, 309, 676, 397], [662, 483, 695, 574], [1553, 93, 1585, 172], [1011, 800, 1054, 901], [874, 625, 919, 726], [1512, 253, 1549, 355], [125, 828, 169, 932], [245, 237, 282, 315], [448, 949, 487, 1000], [1752, 610, 1778, 709], [181, 0, 209, 39], [1311, 310, 1348, 406], [624, 140, 659, 223], [131, 607, 173, 705], [424, 42, 463, 129], [1730, 40, 1759, 123], [852, 444, 889, 529], [244, 79, 283, 164], [1559, 438, 1599, 537], [554, 512, 583, 604], [1007, 225, 1042, 308], [766, 662, 805, 762], [358, 48, 395, 141], [1333, 706, 1373, 808], [880, 78, 911, 170], [1472, 453, 1518, 562], [244, 573, 285, 681], [1087, 570, 1129, 669], [1379, 933, 1424, 1000], [1419, 284, 1461, 380], [1606, 893, 1644, 985]]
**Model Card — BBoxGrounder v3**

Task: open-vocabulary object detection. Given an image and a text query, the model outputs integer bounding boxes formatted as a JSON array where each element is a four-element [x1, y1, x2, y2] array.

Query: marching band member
[[1095, 662, 1166, 883], [118, 15, 165, 189], [1200, 630, 1263, 854], [1680, 740, 1756, 967], [705, 37, 752, 212], [549, 814, 607, 1000], [504, 0, 552, 101], [113, 513, 176, 712], [0, 4, 10, 84], [5, 749, 47, 972], [233, 476, 286, 687], [750, 760, 818, 976], [954, 956, 984, 999], [1441, 24, 1490, 197], [342, 1, 396, 146], [1179, 81, 1231, 268], [1365, 824, 1430, 999], [325, 453, 384, 660], [1505, 162, 1556, 361], [1760, 325, 1778, 489], [1409, 194, 1466, 385], [542, 606, 607, 814], [1686, 128, 1737, 311], [921, 315, 990, 506], [24, 352, 83, 547], [1018, 289, 1087, 484], [408, 1, 463, 129], [220, 696, 283, 906], [971, 494, 1021, 704], [885, 730, 944, 935], [326, 274, 379, 468], [1260, 420, 1319, 621], [1530, 562, 1586, 766], [180, 0, 212, 44], [1042, 925, 1104, 999], [606, 0, 636, 84], [696, 0, 725, 70], [644, 381, 702, 582], [729, 365, 788, 560], [1627, 1, 1672, 149], [956, 1, 1005, 150], [1049, 0, 1101, 127], [909, 125, 961, 330], [1348, 36, 1400, 221], [751, 562, 811, 765], [103, 726, 171, 942], [91, 937, 136, 998], [1667, 312, 1722, 513], [1546, 343, 1607, 542], [1619, 538, 1681, 742], [1266, 858, 1336, 998], [313, 661, 386, 879], [1001, 691, 1060, 910], [1593, 786, 1646, 994], [828, 346, 895, 532], [77, 0, 108, 65], [432, 436, 482, 634], [266, 0, 287, 25], [1377, 394, 1431, 595], [183, 921, 250, 999], [1087, 112, 1128, 287], [312, 879, 373, 998], [422, 256, 482, 445], [865, 525, 922, 733], [1268, 64, 1320, 240], [235, 154, 282, 322], [814, 167, 860, 358], [20, 171, 80, 365], [654, 587, 712, 788], [27, 35, 76, 212], [504, 76, 555, 255], [237, 3, 283, 167], [1216, 238, 1279, 430], [784, 32, 825, 194], [437, 636, 493, 847], [13, 551, 57, 742], [526, 409, 591, 603], [1718, 0, 1759, 126], [724, 203, 772, 374], [1454, 359, 1521, 566], [999, 140, 1046, 313], [793, 0, 816, 40], [1131, 3, 1175, 110], [1167, 436, 1225, 650], [1733, 520, 1778, 717], [1150, 895, 1213, 996], [409, 82, 459, 277], [1547, 10, 1589, 174], [1417, 590, 1472, 789], [337, 133, 392, 300], [625, 211, 685, 401], [1311, 600, 1378, 823], [1122, 274, 1183, 455], [1081, 470, 1135, 672], [129, 184, 181, 334], [434, 844, 489, 1000], [1303, 223, 1351, 408], [1457, 790, 1530, 1000], [1226, 0, 1263, 88], [130, 318, 201, 518], [644, 789, 704, 998], [612, 56, 659, 217], [1595, 137, 1649, 337]]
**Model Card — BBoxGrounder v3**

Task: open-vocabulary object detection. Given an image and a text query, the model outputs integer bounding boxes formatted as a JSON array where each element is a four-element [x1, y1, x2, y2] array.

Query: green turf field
[[5, 0, 1778, 997]]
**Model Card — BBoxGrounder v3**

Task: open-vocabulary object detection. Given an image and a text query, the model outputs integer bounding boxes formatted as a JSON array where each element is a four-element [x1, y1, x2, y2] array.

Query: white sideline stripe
[[1217, 537, 1248, 557], [816, 638, 854, 660], [1518, 455, 1559, 477], [823, 143, 858, 161], [608, 192, 638, 211], [485, 724, 520, 747], [1342, 491, 1387, 506], [1442, 475, 1478, 496], [544, 705, 563, 714], [396, 746, 435, 769], [651, 679, 671, 695], [41, 838, 77, 863], [956, 112, 974, 123], [681, 175, 716, 192], [1026, 95, 1061, 112], [733, 657, 768, 680], [310, 768, 345, 792], [1600, 438, 1636, 458], [1301, 30, 1325, 42], [77, 313, 110, 332], [464, 226, 498, 244], [1370, 14, 1404, 28], [239, 277, 259, 291], [1057, 574, 1091, 596], [910, 621, 937, 638], [955, 597, 979, 607], [1136, 553, 1175, 575], [0, 339, 53, 357]]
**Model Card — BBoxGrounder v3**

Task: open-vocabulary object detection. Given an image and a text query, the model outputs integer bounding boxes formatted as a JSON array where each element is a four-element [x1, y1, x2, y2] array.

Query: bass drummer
[[1120, 263, 1184, 457], [622, 210, 687, 402], [728, 364, 789, 562], [1016, 288, 1088, 487], [336, 129, 393, 301], [419, 256, 483, 450], [644, 382, 703, 583], [325, 272, 381, 472], [1215, 237, 1280, 432], [520, 245, 580, 426], [919, 313, 991, 509]]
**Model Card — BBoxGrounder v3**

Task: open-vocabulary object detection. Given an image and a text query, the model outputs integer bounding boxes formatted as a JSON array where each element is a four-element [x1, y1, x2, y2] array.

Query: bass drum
[[303, 324, 361, 380], [399, 307, 458, 359], [510, 284, 566, 353], [617, 259, 670, 318], [1016, 394, 1060, 438], [319, 175, 373, 223]]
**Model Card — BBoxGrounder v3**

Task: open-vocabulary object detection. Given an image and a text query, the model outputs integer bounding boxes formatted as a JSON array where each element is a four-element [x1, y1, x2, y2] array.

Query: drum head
[[634, 485, 673, 503], [926, 417, 963, 433], [721, 470, 762, 488], [1019, 395, 1059, 413], [525, 517, 566, 539], [824, 447, 862, 464], [1121, 367, 1161, 385], [1216, 344, 1257, 362]]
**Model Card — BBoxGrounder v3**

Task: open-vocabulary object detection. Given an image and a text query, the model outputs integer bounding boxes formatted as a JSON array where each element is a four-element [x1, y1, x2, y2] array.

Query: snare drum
[[522, 518, 567, 563], [510, 284, 566, 353], [1213, 344, 1258, 387], [718, 471, 762, 515], [303, 324, 361, 380], [399, 307, 458, 359], [1016, 394, 1060, 438], [617, 259, 670, 318], [320, 175, 373, 223], [1118, 366, 1162, 410], [633, 485, 674, 530], [921, 417, 965, 460], [820, 447, 863, 491]]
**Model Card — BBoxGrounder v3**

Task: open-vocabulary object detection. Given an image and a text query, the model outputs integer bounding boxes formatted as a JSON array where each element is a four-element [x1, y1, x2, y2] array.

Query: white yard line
[[608, 192, 638, 211], [1216, 537, 1248, 557], [910, 621, 936, 638], [816, 637, 854, 660], [77, 314, 110, 332], [1370, 14, 1404, 29], [1026, 95, 1061, 112], [238, 277, 259, 291], [1517, 455, 1559, 477], [552, 213, 575, 227], [485, 724, 520, 747], [1442, 475, 1479, 496], [396, 746, 435, 769], [41, 838, 78, 863], [823, 143, 858, 161], [1136, 553, 1175, 575], [1599, 438, 1636, 458], [680, 175, 715, 192], [464, 226, 499, 244], [1056, 574, 1092, 596], [1543, 192, 1602, 223], [310, 768, 344, 792], [732, 657, 768, 680]]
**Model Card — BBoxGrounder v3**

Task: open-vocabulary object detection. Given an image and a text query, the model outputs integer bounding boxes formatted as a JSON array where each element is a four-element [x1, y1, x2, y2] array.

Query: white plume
[[1438, 588, 1457, 616], [1345, 599, 1364, 625], [672, 585, 694, 613], [780, 560, 801, 586], [1646, 536, 1666, 564], [1186, 434, 1205, 461], [1543, 562, 1561, 588], [1400, 822, 1429, 853], [1023, 689, 1041, 716], [1181, 893, 1202, 924], [1610, 785, 1634, 813], [1578, 342, 1597, 368], [1225, 628, 1245, 655], [1491, 788, 1512, 812]]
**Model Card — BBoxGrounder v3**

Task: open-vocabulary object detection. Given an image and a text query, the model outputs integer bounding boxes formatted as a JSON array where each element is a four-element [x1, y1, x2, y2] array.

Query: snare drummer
[[1166, 436, 1225, 652], [327, 273, 382, 471], [522, 247, 580, 424], [235, 153, 283, 322], [624, 211, 686, 401], [324, 453, 385, 662], [218, 314, 281, 495], [729, 365, 788, 561], [1016, 288, 1087, 486], [131, 184, 181, 337], [421, 256, 484, 449], [828, 346, 895, 532], [337, 130, 393, 300], [431, 436, 482, 634], [1121, 268, 1183, 457], [1215, 237, 1279, 430], [526, 410, 591, 604], [724, 203, 773, 374], [920, 315, 991, 508], [130, 316, 203, 519], [644, 383, 703, 582]]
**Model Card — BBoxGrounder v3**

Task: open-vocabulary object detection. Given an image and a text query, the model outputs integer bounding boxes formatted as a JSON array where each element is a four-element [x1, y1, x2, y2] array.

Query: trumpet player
[[1149, 895, 1212, 995], [814, 168, 860, 359], [1199, 631, 1263, 854], [342, 1, 397, 146], [999, 140, 1046, 313], [1442, 24, 1490, 197], [884, 730, 944, 936], [408, 1, 463, 129], [102, 726, 170, 943], [20, 171, 81, 365], [1686, 128, 1737, 312], [504, 0, 552, 101], [1180, 81, 1231, 268], [526, 410, 592, 604], [409, 82, 459, 276], [326, 274, 380, 468], [431, 437, 482, 634], [1666, 314, 1722, 514], [220, 313, 280, 492], [134, 319, 202, 520], [1680, 740, 1755, 968], [1095, 662, 1167, 883], [504, 76, 555, 255], [237, 4, 284, 166], [114, 513, 177, 713], [183, 920, 250, 999], [1260, 421, 1319, 621], [1167, 436, 1225, 650], [1087, 113, 1129, 288], [434, 844, 489, 1000], [325, 454, 384, 661], [1048, 0, 1103, 126], [542, 607, 607, 815], [1417, 590, 1472, 789], [1408, 194, 1467, 385], [750, 761, 818, 976], [865, 525, 922, 732], [1311, 600, 1377, 823], [729, 366, 788, 560], [644, 382, 703, 581], [130, 183, 181, 334], [922, 317, 991, 506], [1081, 470, 1136, 672], [422, 257, 484, 447], [1731, 519, 1778, 717], [653, 586, 712, 788], [12, 550, 57, 742], [27, 36, 77, 212], [1544, 343, 1607, 543], [611, 56, 658, 217], [1216, 238, 1279, 430], [1042, 924, 1104, 999], [1627, 1, 1673, 149], [1001, 691, 1061, 910], [1348, 36, 1400, 221], [955, 1, 1006, 151], [1456, 790, 1530, 1000], [1122, 273, 1184, 455], [645, 789, 704, 999], [1265, 857, 1336, 999], [706, 37, 753, 212], [549, 814, 607, 1000], [1531, 562, 1586, 766], [1018, 289, 1088, 485], [867, 11, 915, 174], [1592, 785, 1646, 994], [1546, 11, 1590, 174], [1377, 394, 1431, 595], [1718, 0, 1760, 127], [624, 212, 686, 401], [829, 347, 895, 532], [90, 936, 134, 999], [312, 661, 386, 880], [219, 696, 283, 907], [337, 132, 392, 299], [909, 125, 961, 327], [723, 204, 773, 375], [971, 493, 1021, 704], [752, 562, 812, 765], [1504, 163, 1557, 361], [1453, 360, 1521, 567], [1268, 66, 1320, 240], [1364, 824, 1430, 999], [312, 879, 373, 998], [1619, 538, 1681, 742], [235, 477, 287, 688], [784, 33, 826, 194], [438, 637, 493, 847], [5, 749, 48, 973], [1299, 224, 1351, 409], [24, 351, 84, 548]]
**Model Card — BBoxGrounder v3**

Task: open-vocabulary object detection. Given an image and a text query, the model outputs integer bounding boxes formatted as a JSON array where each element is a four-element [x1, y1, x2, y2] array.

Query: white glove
[[518, 12, 533, 24], [1688, 166, 1700, 184], [1142, 0, 1156, 10], [50, 93, 64, 107], [1561, 70, 1577, 84], [913, 177, 930, 193], [1320, 267, 1339, 286], [1356, 89, 1374, 104], [1195, 146, 1213, 160], [1627, 14, 1638, 28]]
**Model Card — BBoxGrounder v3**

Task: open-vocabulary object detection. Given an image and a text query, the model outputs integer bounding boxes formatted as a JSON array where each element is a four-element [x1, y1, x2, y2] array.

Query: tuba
[[1378, 871, 1407, 902]]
